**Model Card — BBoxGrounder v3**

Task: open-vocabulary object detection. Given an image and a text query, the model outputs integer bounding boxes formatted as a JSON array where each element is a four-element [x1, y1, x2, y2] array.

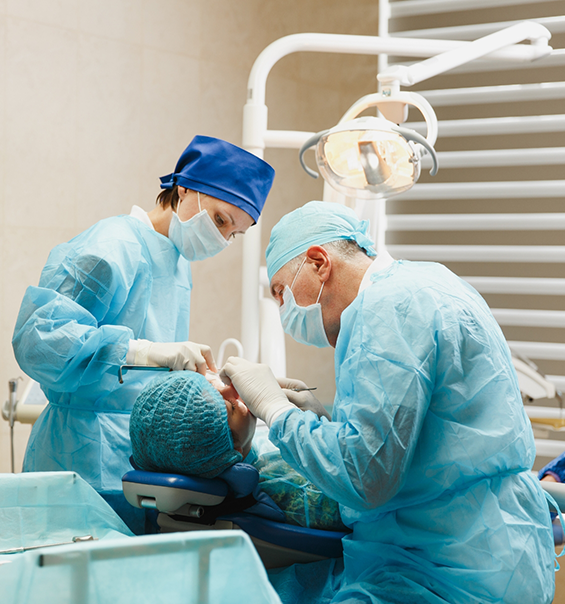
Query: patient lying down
[[130, 372, 346, 531]]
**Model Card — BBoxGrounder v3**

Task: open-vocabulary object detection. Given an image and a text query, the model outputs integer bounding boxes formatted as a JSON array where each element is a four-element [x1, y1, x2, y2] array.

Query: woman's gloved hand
[[277, 377, 331, 421], [220, 357, 295, 427], [131, 339, 217, 374]]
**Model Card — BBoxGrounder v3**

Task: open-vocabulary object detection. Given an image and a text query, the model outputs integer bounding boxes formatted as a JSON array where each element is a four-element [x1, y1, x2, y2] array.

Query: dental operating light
[[299, 114, 439, 200], [293, 21, 551, 201], [240, 21, 552, 365]]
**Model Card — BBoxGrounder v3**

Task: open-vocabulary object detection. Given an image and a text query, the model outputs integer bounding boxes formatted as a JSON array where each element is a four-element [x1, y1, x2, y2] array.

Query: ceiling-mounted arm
[[377, 21, 551, 90]]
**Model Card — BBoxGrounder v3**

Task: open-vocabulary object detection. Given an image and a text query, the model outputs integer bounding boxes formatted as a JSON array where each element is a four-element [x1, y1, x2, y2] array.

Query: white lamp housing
[[299, 115, 438, 200]]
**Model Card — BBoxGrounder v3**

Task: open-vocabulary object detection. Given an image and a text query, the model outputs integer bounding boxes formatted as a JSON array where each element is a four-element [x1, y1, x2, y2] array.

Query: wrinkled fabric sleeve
[[12, 248, 139, 394], [269, 289, 437, 512]]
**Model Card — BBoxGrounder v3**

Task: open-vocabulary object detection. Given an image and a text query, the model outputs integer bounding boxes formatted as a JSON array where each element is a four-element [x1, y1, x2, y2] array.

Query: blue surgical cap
[[160, 135, 275, 222], [266, 201, 377, 282], [130, 372, 242, 478]]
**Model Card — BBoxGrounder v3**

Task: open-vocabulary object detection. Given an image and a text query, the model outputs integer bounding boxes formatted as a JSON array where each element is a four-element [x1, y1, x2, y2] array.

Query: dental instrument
[[0, 535, 97, 555], [118, 365, 172, 384]]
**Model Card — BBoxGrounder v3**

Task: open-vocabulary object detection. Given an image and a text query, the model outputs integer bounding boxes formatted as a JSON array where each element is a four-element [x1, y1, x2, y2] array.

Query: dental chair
[[124, 464, 565, 563], [122, 461, 350, 569]]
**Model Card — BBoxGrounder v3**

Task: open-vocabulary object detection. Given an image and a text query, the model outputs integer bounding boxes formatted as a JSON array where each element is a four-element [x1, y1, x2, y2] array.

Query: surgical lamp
[[297, 21, 551, 200], [240, 21, 552, 366], [299, 110, 438, 200]]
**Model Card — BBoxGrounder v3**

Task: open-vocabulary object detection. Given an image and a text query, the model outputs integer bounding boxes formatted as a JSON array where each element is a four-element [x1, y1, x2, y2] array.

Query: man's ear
[[306, 245, 331, 282]]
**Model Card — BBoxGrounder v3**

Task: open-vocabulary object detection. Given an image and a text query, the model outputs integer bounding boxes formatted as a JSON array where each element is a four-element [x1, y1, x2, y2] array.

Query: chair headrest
[[218, 463, 260, 498]]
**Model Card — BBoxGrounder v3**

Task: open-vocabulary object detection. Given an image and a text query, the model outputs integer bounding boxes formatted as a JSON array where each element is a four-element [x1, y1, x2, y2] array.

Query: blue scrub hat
[[160, 135, 275, 222], [266, 201, 377, 282], [130, 372, 242, 478]]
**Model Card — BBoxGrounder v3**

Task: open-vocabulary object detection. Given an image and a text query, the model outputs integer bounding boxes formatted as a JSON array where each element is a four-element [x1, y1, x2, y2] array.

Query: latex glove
[[133, 339, 217, 374], [220, 357, 295, 427], [277, 377, 331, 421]]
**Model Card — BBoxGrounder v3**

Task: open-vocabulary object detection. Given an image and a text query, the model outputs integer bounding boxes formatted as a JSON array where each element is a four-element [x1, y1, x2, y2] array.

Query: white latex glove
[[277, 377, 331, 421], [220, 357, 295, 427], [132, 339, 217, 374]]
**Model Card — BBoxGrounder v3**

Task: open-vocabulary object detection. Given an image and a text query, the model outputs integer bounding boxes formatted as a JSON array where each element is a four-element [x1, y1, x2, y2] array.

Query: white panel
[[535, 439, 565, 458], [387, 213, 565, 231], [462, 277, 565, 296], [407, 115, 565, 137], [508, 341, 565, 361], [396, 181, 565, 200], [420, 82, 565, 106], [547, 376, 565, 390], [387, 245, 565, 262], [421, 148, 565, 169], [390, 0, 562, 18], [526, 407, 565, 420], [491, 309, 565, 328], [394, 15, 565, 40]]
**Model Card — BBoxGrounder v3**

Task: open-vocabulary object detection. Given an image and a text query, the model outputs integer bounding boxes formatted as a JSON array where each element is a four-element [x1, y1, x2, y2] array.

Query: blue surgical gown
[[269, 260, 554, 604], [12, 215, 192, 532]]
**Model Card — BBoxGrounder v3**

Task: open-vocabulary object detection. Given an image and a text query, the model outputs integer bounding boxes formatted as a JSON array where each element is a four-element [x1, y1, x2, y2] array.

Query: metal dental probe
[[118, 365, 172, 384], [0, 535, 97, 555]]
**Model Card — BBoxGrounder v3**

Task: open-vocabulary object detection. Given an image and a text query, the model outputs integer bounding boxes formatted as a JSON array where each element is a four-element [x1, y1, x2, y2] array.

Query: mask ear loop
[[290, 256, 326, 303], [290, 257, 308, 292], [316, 281, 325, 304]]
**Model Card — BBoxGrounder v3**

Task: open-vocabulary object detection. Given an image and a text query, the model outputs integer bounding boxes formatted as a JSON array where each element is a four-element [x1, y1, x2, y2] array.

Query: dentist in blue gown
[[12, 135, 274, 534], [221, 201, 555, 604]]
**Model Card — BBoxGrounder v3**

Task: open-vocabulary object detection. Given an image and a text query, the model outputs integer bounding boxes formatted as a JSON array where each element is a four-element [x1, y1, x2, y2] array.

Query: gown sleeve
[[12, 231, 146, 394], [269, 286, 437, 513]]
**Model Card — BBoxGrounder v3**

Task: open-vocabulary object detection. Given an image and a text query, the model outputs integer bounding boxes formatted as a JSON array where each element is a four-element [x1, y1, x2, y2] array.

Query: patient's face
[[207, 375, 256, 458]]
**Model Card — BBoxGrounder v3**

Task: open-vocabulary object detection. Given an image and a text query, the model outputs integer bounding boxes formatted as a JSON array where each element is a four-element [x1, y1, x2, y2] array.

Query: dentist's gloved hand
[[277, 377, 331, 421], [129, 339, 217, 374], [220, 357, 295, 427]]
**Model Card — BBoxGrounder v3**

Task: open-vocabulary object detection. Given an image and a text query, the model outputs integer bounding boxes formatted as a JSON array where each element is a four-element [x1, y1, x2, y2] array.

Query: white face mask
[[168, 192, 231, 261], [279, 258, 330, 348]]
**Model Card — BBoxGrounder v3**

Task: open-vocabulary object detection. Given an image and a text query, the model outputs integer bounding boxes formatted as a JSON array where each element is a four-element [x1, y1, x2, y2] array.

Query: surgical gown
[[269, 260, 555, 604], [12, 215, 192, 532]]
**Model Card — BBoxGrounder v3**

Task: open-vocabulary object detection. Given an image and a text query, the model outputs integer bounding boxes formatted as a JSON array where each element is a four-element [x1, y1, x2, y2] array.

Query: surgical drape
[[269, 260, 554, 604], [12, 215, 192, 530]]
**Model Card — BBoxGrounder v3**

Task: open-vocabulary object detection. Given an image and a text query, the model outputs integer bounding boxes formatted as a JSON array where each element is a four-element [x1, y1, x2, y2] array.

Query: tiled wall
[[0, 0, 379, 472]]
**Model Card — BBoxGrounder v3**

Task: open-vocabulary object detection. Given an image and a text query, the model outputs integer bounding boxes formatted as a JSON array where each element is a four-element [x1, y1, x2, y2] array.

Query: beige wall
[[0, 1, 379, 472]]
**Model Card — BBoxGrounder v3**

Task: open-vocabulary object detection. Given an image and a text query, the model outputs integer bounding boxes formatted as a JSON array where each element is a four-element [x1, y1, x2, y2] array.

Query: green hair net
[[130, 372, 242, 478]]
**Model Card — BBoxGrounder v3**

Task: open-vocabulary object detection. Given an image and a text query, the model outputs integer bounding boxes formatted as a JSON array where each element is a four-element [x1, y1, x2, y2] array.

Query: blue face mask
[[279, 258, 330, 348], [168, 192, 231, 261]]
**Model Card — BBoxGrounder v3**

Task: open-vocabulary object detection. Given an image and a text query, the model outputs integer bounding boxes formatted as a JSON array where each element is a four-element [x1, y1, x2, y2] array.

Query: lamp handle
[[298, 130, 329, 179], [339, 91, 438, 147], [393, 126, 439, 177]]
